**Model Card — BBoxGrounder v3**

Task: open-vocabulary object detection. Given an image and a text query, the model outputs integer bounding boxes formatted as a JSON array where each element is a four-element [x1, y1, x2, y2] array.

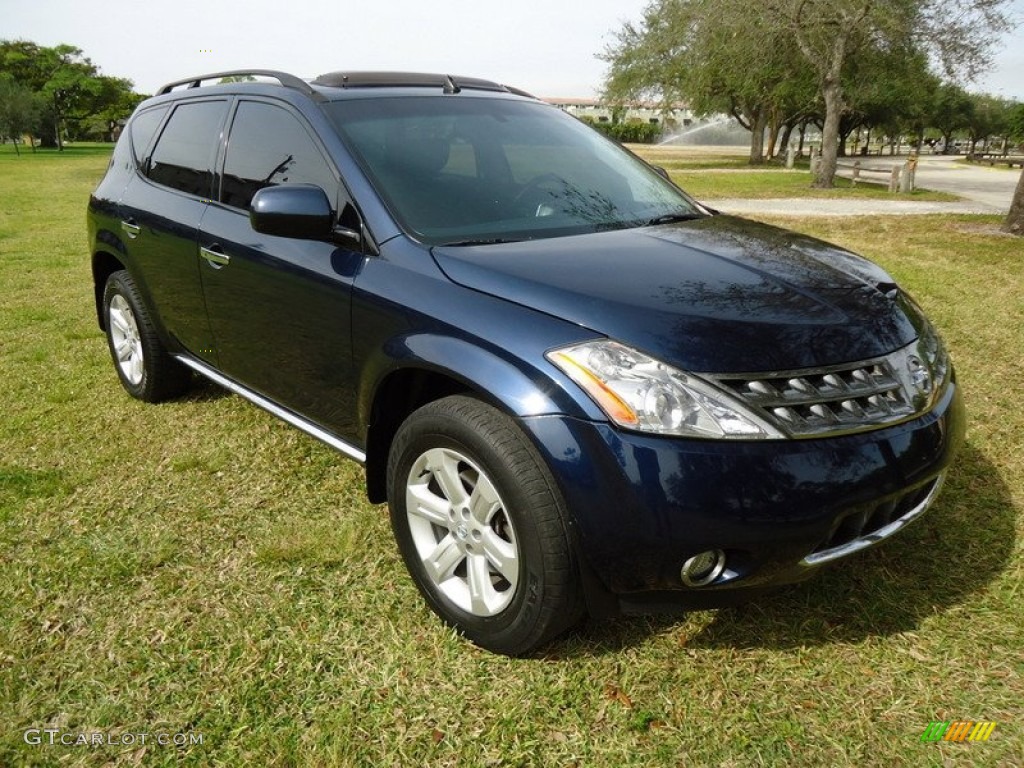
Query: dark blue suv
[[88, 70, 965, 655]]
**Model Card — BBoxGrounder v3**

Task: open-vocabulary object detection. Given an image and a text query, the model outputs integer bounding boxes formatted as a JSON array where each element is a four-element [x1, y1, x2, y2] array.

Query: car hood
[[430, 215, 921, 373]]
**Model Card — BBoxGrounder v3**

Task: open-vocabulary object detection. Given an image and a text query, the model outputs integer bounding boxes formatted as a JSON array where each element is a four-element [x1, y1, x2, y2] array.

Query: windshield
[[324, 96, 702, 245]]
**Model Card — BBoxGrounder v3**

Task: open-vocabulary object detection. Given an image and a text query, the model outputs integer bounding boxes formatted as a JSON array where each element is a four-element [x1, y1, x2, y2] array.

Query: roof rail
[[502, 84, 537, 99], [311, 71, 529, 96], [156, 69, 316, 97]]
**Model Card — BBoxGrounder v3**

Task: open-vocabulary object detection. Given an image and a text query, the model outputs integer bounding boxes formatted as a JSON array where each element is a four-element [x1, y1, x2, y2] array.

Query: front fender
[[357, 331, 604, 431]]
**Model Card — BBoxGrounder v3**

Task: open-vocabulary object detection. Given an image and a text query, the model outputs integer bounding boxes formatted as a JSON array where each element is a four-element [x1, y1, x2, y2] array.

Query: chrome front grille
[[718, 359, 913, 436], [709, 337, 949, 438]]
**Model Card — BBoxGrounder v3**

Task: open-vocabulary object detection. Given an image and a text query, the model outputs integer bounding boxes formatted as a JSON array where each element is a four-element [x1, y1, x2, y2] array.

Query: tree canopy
[[0, 40, 143, 149], [603, 0, 1015, 185]]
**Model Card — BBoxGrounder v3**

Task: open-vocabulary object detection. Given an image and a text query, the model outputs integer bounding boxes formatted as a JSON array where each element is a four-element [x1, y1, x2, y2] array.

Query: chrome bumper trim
[[801, 473, 945, 567]]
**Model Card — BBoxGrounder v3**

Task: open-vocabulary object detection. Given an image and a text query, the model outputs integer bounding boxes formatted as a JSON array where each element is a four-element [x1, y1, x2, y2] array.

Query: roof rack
[[503, 84, 537, 99], [156, 69, 317, 97], [311, 71, 534, 98]]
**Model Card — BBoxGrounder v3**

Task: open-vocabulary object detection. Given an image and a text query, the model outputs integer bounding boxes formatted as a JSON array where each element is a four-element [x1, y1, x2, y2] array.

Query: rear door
[[119, 99, 228, 361], [198, 98, 363, 436]]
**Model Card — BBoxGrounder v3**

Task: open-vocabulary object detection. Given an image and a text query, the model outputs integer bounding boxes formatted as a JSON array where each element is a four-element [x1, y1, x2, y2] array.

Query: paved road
[[709, 198, 997, 217], [707, 155, 1020, 217], [839, 154, 1020, 212]]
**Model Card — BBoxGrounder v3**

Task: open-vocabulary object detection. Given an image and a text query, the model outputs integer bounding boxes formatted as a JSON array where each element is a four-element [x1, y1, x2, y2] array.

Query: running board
[[174, 354, 367, 464]]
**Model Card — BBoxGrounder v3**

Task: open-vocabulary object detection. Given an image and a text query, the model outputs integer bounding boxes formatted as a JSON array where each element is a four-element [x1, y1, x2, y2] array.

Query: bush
[[578, 116, 662, 144]]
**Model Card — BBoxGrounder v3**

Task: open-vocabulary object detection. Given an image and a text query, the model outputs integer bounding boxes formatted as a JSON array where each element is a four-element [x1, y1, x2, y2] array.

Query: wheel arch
[[361, 333, 587, 504], [364, 367, 482, 504], [92, 250, 126, 330]]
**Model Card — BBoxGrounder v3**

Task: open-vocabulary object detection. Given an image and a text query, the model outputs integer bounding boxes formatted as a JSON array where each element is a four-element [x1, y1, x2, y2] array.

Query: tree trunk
[[798, 123, 807, 157], [766, 114, 780, 160], [778, 123, 795, 158], [11, 137, 20, 156], [748, 108, 767, 165], [53, 94, 64, 152], [814, 79, 843, 188], [1003, 170, 1024, 235]]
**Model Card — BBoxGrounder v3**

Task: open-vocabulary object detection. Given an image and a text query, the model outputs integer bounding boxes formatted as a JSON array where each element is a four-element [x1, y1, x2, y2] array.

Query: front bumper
[[522, 379, 965, 603]]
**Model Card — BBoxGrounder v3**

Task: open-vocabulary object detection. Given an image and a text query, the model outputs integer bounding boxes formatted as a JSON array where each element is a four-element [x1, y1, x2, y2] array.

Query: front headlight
[[546, 340, 783, 439]]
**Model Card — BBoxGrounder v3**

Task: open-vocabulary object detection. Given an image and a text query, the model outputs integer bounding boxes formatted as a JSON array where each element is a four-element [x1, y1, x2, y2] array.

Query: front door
[[198, 98, 363, 437]]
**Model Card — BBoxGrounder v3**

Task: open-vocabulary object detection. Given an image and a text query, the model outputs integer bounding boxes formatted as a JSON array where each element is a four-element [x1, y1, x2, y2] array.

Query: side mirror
[[250, 184, 333, 240]]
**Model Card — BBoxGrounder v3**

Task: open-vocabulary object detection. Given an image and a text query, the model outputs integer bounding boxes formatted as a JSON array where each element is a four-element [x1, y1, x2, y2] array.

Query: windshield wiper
[[645, 212, 703, 226], [438, 237, 523, 247]]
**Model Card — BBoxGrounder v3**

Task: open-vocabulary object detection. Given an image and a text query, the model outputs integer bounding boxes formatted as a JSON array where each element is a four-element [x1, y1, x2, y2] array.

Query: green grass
[[629, 145, 959, 201], [667, 169, 959, 201], [1, 146, 1022, 767]]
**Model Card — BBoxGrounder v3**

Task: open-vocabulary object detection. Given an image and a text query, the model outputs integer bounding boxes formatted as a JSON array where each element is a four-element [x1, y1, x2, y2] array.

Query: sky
[[4, 0, 1023, 101]]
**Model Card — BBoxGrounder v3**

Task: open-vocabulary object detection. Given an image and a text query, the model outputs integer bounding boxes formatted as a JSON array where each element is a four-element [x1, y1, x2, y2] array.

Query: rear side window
[[147, 101, 227, 197], [220, 101, 337, 210], [128, 106, 168, 166]]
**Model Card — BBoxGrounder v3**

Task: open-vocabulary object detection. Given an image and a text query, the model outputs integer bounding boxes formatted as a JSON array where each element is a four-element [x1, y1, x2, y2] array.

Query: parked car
[[87, 70, 965, 655]]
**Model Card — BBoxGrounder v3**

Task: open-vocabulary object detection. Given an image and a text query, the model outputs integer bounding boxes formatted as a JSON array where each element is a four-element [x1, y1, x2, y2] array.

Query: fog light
[[680, 549, 726, 587]]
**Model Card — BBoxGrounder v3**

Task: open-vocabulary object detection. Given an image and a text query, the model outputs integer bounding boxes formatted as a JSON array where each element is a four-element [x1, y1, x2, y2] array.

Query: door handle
[[120, 219, 140, 239], [200, 245, 230, 269]]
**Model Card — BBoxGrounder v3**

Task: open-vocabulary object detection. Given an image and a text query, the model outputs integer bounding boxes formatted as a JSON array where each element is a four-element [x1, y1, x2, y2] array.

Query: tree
[[605, 0, 1014, 186], [1009, 103, 1024, 144], [770, 2, 878, 184], [85, 76, 145, 141], [832, 43, 934, 156], [602, 0, 811, 165], [0, 78, 40, 154], [761, 0, 1011, 186], [964, 94, 1011, 154], [930, 82, 974, 153], [1004, 170, 1024, 235], [0, 40, 141, 149]]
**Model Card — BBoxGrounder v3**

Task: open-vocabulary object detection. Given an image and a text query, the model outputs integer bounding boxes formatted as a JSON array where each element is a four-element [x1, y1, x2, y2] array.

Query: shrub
[[578, 116, 662, 144]]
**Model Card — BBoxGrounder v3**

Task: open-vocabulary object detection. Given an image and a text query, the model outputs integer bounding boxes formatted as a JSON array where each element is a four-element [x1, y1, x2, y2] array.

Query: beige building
[[543, 97, 693, 127]]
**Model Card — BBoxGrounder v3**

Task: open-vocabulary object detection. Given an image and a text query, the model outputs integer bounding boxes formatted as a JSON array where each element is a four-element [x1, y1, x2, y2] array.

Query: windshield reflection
[[326, 97, 700, 245]]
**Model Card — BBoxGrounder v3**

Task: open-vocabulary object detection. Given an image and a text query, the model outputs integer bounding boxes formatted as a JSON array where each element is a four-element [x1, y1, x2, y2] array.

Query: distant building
[[543, 97, 693, 127]]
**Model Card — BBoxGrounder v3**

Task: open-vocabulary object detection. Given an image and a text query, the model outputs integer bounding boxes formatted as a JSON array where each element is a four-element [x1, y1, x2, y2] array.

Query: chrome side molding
[[174, 354, 367, 463]]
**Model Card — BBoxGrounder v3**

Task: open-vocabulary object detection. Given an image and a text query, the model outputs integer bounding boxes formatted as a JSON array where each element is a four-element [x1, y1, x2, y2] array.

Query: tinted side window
[[147, 101, 227, 197], [221, 101, 337, 209], [129, 106, 168, 166]]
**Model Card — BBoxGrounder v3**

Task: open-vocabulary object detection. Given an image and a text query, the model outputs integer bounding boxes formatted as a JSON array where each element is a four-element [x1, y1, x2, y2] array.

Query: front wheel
[[387, 396, 583, 655]]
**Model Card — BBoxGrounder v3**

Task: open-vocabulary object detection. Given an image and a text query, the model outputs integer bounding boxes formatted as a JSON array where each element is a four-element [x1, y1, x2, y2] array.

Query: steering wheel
[[512, 172, 569, 215]]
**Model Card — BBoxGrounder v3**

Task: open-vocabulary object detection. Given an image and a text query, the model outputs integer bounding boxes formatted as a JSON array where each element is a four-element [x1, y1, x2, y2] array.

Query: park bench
[[966, 153, 1024, 169]]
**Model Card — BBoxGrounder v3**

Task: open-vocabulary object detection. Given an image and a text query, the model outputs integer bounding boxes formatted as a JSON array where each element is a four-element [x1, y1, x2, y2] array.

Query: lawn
[[629, 144, 959, 201], [1, 145, 1021, 767]]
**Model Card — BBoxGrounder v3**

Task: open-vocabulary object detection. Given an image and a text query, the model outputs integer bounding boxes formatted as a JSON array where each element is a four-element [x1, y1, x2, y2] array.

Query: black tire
[[102, 270, 191, 402], [387, 395, 584, 656]]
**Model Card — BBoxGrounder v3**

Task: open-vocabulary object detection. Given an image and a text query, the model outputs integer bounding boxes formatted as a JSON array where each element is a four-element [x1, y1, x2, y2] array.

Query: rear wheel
[[387, 395, 583, 655], [103, 270, 191, 402]]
